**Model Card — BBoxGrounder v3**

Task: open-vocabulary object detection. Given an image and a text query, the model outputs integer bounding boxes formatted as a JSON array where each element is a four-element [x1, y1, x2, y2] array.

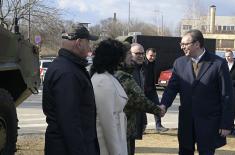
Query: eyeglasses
[[179, 41, 196, 47], [132, 52, 145, 56]]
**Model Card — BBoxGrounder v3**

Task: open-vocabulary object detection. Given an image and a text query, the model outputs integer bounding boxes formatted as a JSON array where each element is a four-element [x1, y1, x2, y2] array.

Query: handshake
[[157, 104, 167, 117]]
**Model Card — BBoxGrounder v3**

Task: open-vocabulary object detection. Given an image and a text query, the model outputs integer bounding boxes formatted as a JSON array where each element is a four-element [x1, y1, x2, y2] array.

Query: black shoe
[[156, 126, 169, 132]]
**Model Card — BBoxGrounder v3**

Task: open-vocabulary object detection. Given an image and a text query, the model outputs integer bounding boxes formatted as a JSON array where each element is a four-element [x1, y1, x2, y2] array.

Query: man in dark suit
[[144, 48, 168, 132], [224, 49, 235, 135], [160, 29, 234, 155]]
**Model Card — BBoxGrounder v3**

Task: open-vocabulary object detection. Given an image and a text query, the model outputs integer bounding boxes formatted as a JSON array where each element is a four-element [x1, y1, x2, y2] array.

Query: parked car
[[86, 55, 93, 65], [157, 69, 172, 87], [40, 59, 53, 84], [85, 56, 94, 72]]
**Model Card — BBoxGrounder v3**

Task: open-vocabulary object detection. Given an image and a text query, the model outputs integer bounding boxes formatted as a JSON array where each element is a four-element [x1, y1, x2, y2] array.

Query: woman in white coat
[[90, 39, 129, 155]]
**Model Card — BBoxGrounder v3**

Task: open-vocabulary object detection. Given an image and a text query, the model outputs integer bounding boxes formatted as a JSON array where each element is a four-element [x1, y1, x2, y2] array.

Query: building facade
[[181, 5, 235, 50]]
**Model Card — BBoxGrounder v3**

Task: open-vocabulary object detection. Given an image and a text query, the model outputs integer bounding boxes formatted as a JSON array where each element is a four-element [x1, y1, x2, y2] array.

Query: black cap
[[62, 25, 98, 41]]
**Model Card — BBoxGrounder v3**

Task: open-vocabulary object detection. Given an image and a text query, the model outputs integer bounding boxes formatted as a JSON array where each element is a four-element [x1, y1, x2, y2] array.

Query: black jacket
[[143, 59, 159, 105], [229, 62, 235, 87], [229, 61, 235, 117], [131, 62, 146, 139], [42, 48, 99, 155]]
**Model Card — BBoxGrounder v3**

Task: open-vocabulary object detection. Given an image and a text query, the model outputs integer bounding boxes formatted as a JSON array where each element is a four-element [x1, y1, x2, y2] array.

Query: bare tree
[[128, 18, 172, 36], [181, 0, 208, 34], [89, 16, 172, 40], [0, 0, 64, 56], [129, 19, 157, 35], [174, 21, 182, 37], [90, 17, 126, 39], [184, 0, 206, 19]]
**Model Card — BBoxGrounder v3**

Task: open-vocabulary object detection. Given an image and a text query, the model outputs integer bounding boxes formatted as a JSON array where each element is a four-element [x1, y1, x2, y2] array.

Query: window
[[217, 26, 221, 31], [223, 26, 227, 31], [182, 25, 192, 30], [231, 26, 235, 31], [221, 40, 234, 49]]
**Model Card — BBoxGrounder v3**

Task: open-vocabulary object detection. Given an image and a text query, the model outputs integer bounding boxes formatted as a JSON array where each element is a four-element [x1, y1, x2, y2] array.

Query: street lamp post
[[154, 9, 164, 35]]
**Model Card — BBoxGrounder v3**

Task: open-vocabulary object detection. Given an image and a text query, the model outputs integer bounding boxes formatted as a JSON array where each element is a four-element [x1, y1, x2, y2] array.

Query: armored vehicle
[[0, 25, 40, 154]]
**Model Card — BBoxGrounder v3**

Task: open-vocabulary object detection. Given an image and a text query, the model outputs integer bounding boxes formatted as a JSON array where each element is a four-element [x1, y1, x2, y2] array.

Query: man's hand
[[158, 104, 166, 117], [219, 129, 231, 137]]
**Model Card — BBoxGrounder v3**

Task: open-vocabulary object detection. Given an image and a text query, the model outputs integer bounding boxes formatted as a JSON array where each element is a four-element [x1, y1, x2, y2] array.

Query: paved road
[[146, 90, 180, 130], [16, 88, 180, 135]]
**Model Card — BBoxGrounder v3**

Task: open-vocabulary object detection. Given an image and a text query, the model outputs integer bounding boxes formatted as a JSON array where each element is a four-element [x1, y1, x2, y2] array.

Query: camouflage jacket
[[114, 70, 162, 138]]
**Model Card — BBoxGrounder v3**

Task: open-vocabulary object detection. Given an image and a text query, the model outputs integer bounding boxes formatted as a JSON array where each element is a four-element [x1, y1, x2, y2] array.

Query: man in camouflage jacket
[[115, 69, 162, 155]]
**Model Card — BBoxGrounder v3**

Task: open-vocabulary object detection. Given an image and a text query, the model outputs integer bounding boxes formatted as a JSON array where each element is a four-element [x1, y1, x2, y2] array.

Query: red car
[[157, 69, 172, 87]]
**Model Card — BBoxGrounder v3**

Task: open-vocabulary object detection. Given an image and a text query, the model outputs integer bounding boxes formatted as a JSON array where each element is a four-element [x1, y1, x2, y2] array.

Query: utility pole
[[0, 0, 3, 25], [161, 12, 164, 35], [154, 10, 164, 35], [0, 0, 1, 8], [128, 0, 131, 34], [154, 9, 158, 35], [28, 0, 31, 42]]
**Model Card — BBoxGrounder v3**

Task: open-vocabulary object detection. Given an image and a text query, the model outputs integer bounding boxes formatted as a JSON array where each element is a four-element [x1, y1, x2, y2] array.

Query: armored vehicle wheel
[[0, 89, 17, 155]]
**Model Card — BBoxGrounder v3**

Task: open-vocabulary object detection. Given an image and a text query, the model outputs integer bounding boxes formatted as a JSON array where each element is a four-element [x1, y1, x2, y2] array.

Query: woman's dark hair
[[90, 38, 128, 76]]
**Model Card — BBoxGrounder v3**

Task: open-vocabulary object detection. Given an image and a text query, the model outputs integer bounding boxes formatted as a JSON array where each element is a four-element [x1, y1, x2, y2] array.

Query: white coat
[[91, 72, 128, 155]]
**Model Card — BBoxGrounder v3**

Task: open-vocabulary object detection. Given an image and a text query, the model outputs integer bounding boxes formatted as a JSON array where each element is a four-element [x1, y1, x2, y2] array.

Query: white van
[[39, 59, 53, 84]]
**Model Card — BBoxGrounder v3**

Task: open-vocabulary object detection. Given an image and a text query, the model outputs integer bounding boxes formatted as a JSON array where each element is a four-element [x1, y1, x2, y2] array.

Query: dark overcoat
[[229, 61, 235, 83], [143, 59, 159, 105], [42, 49, 100, 155], [132, 63, 146, 139], [229, 61, 235, 117], [161, 51, 234, 151]]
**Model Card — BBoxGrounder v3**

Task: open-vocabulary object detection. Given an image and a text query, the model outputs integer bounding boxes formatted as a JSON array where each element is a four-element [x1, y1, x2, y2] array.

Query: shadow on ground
[[136, 147, 235, 154]]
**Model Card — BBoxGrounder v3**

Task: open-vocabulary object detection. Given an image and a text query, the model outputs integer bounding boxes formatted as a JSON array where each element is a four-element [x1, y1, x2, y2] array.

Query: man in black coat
[[129, 43, 146, 154], [143, 48, 168, 132], [42, 25, 100, 155], [160, 29, 234, 155], [224, 49, 235, 135]]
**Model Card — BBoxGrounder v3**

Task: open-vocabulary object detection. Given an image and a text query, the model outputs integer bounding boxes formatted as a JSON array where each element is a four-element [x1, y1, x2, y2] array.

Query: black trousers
[[127, 138, 135, 155], [179, 118, 216, 155], [179, 147, 215, 155], [145, 91, 162, 128]]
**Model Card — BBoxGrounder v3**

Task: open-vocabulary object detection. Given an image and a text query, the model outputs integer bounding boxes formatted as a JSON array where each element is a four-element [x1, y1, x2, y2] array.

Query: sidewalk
[[135, 129, 235, 155], [16, 129, 235, 155]]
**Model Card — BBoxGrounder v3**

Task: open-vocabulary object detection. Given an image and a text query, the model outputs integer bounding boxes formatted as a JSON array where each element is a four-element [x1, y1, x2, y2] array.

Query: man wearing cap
[[42, 25, 100, 155]]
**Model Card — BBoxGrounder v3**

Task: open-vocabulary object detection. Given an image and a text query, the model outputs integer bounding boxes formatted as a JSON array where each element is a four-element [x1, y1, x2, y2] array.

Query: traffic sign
[[35, 35, 41, 44]]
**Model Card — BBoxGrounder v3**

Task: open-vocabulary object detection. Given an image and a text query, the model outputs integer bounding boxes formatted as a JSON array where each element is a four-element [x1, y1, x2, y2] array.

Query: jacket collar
[[186, 51, 213, 88], [195, 51, 213, 80], [132, 60, 143, 69], [58, 48, 88, 67]]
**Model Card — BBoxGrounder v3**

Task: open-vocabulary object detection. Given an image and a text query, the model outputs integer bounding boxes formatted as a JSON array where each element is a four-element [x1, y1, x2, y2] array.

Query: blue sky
[[52, 0, 235, 28]]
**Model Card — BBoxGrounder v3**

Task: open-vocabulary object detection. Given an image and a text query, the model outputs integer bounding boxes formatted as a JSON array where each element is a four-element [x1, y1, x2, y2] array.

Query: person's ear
[[195, 41, 200, 48], [74, 39, 82, 49]]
